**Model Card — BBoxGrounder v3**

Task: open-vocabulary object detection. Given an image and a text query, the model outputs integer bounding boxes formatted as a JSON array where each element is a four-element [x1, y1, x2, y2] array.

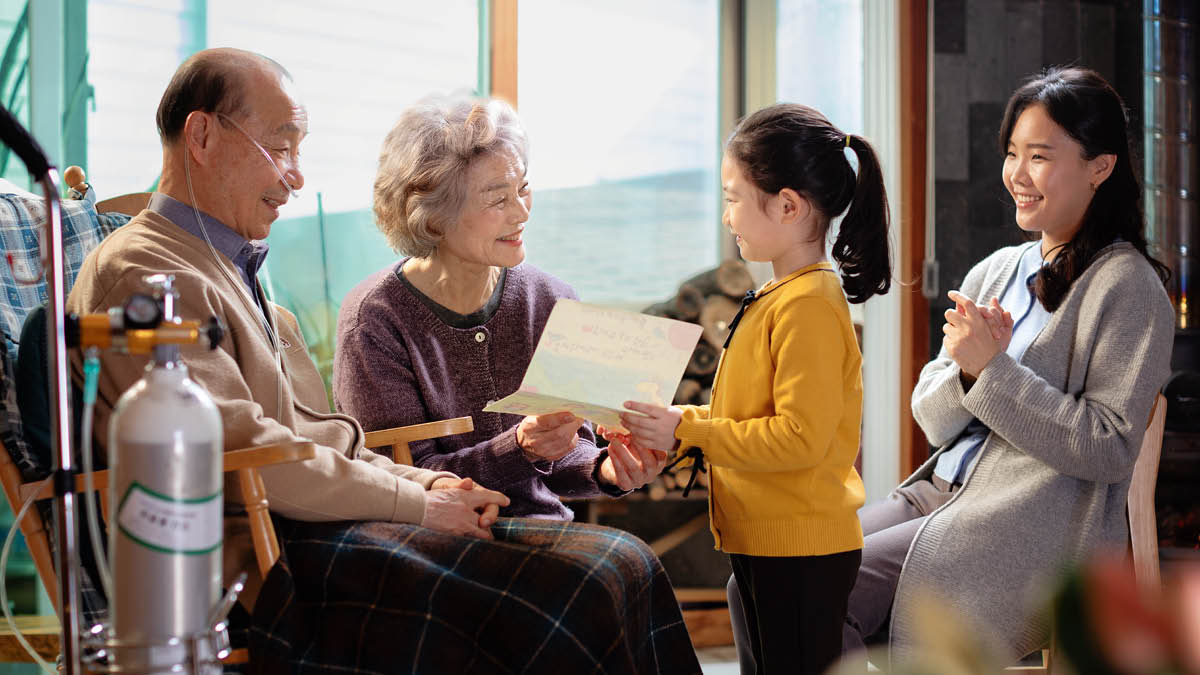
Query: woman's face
[[441, 149, 532, 269], [1002, 104, 1108, 246]]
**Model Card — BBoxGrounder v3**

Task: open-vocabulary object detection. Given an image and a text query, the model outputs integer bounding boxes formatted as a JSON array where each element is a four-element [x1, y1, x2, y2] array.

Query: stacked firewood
[[640, 260, 754, 499]]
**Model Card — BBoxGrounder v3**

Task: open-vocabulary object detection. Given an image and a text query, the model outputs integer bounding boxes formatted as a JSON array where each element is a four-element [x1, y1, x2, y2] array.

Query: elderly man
[[66, 48, 700, 673]]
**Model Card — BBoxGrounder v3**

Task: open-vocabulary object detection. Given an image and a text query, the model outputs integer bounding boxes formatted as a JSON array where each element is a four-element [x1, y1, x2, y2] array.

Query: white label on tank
[[116, 483, 223, 554]]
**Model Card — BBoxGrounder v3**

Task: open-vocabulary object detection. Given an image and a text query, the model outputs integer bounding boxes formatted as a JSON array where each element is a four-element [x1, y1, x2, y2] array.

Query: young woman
[[843, 66, 1174, 668]]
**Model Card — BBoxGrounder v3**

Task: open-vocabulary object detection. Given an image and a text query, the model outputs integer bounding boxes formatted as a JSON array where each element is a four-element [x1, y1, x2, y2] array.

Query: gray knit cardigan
[[895, 241, 1174, 665]]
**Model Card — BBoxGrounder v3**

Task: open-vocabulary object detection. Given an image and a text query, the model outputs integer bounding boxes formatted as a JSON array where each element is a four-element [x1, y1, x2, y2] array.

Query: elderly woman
[[333, 94, 663, 518]]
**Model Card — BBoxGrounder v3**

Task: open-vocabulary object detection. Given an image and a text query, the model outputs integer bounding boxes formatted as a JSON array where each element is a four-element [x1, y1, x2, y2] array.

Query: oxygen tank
[[107, 336, 223, 670]]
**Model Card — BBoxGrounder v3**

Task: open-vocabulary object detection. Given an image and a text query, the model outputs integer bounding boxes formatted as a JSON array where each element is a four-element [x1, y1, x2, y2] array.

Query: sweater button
[[474, 331, 486, 343]]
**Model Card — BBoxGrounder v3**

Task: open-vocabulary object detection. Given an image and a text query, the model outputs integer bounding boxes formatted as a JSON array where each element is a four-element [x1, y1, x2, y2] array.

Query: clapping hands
[[943, 290, 1014, 380]]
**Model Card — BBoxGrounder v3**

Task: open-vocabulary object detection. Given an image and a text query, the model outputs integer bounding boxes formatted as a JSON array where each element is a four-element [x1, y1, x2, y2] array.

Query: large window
[[0, 0, 30, 187], [86, 0, 479, 385], [517, 0, 720, 305], [776, 0, 863, 135], [88, 0, 202, 196]]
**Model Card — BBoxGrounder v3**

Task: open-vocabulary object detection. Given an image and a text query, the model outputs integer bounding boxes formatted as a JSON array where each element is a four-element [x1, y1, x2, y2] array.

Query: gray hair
[[373, 94, 528, 257]]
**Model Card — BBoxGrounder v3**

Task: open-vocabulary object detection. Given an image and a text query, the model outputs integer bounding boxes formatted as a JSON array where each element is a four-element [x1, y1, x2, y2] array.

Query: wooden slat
[[490, 0, 518, 107], [0, 614, 60, 661], [95, 192, 150, 215], [674, 587, 727, 604], [363, 417, 474, 448], [649, 513, 709, 556], [1129, 393, 1166, 595], [238, 468, 279, 579], [0, 441, 59, 612], [681, 607, 733, 648], [0, 616, 248, 664], [20, 441, 318, 503], [899, 0, 930, 478]]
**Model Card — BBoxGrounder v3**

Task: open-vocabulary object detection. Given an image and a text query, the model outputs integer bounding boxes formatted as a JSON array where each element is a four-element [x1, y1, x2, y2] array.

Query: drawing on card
[[483, 299, 703, 431]]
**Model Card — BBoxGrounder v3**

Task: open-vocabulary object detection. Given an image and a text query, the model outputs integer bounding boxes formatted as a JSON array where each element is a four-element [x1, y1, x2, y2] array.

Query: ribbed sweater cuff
[[392, 475, 429, 524], [488, 426, 546, 486], [962, 352, 1018, 424], [676, 414, 712, 451]]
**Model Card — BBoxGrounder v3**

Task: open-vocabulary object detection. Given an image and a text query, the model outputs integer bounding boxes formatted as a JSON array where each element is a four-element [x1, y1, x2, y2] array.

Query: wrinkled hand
[[422, 477, 509, 538], [598, 435, 669, 491], [618, 401, 683, 454], [516, 412, 582, 463], [943, 290, 1004, 380]]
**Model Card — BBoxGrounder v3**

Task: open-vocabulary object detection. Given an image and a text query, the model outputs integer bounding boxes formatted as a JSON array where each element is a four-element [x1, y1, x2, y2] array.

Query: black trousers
[[729, 548, 862, 675]]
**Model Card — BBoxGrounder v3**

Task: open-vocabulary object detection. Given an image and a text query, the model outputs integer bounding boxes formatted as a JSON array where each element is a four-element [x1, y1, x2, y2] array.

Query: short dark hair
[[155, 49, 290, 144]]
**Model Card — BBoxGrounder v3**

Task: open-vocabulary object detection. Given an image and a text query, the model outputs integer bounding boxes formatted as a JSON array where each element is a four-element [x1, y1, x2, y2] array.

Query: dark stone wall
[[928, 0, 1145, 359]]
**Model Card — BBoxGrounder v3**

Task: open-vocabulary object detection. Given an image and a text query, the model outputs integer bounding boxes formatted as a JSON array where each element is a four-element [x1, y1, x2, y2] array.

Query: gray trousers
[[727, 478, 955, 674]]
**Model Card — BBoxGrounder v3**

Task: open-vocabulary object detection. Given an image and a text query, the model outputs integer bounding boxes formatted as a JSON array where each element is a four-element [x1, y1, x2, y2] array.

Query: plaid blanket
[[249, 517, 702, 674]]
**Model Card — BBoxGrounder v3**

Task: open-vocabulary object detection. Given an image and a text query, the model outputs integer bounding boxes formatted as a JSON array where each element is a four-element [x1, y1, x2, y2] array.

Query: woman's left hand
[[599, 436, 669, 491], [943, 290, 1004, 379]]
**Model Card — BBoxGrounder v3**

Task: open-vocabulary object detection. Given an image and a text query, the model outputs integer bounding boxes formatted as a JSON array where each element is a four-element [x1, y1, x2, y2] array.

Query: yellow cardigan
[[675, 261, 865, 556]]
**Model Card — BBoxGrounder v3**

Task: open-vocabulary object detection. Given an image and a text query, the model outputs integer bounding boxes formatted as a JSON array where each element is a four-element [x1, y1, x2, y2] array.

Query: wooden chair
[[1007, 392, 1168, 674], [0, 416, 476, 663]]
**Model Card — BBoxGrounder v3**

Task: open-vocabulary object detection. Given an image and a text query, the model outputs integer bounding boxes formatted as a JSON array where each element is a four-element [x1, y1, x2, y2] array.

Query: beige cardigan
[[66, 208, 454, 601]]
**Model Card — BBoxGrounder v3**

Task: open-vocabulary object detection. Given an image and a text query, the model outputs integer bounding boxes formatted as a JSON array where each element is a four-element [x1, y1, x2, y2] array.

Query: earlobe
[[1091, 152, 1117, 187], [778, 188, 806, 225], [182, 111, 213, 166]]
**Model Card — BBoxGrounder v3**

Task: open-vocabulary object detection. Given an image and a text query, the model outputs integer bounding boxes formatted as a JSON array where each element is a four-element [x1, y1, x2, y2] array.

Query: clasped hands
[[942, 290, 1014, 382]]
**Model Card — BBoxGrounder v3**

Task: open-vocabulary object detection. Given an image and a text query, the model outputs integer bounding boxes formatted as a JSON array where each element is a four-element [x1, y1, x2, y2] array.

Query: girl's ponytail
[[727, 104, 893, 304], [833, 135, 892, 303]]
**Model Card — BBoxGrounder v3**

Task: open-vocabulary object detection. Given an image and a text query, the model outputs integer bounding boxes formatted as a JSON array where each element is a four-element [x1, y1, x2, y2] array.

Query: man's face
[[213, 70, 308, 240]]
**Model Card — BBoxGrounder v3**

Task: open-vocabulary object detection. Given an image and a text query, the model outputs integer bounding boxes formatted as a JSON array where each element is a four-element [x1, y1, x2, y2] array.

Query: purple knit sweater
[[333, 261, 616, 519]]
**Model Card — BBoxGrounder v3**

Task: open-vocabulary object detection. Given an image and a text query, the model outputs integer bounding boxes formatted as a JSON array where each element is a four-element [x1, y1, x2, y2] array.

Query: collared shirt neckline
[[147, 192, 269, 291]]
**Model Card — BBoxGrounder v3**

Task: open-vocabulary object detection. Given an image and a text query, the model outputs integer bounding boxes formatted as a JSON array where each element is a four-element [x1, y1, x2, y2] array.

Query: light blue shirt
[[933, 241, 1052, 484]]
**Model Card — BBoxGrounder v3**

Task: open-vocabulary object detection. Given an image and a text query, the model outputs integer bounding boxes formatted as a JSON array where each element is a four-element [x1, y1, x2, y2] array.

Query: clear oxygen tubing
[[0, 475, 56, 673], [183, 146, 286, 421], [79, 347, 113, 601]]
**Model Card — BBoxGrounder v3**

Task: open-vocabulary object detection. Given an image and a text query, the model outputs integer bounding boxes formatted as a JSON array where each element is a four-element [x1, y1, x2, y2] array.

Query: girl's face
[[721, 155, 792, 263], [441, 149, 532, 269], [1002, 104, 1111, 248]]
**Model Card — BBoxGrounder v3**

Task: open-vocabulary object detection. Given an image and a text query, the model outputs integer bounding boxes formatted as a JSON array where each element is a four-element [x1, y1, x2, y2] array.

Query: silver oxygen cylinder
[[107, 352, 223, 672]]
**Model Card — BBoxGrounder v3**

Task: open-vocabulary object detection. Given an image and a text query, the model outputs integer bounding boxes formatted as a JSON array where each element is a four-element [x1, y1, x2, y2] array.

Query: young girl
[[619, 104, 892, 674]]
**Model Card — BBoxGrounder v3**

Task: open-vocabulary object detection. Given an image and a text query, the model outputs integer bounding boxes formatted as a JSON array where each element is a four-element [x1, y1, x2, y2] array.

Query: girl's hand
[[943, 290, 1004, 380], [618, 401, 683, 453], [516, 413, 581, 463], [599, 436, 669, 491]]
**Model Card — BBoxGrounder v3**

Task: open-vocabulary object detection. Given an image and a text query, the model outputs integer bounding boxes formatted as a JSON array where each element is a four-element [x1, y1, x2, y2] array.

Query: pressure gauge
[[122, 293, 163, 329]]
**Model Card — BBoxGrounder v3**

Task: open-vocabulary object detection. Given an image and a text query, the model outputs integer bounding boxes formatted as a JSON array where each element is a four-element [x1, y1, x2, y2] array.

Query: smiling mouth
[[1014, 194, 1043, 206], [498, 230, 523, 242]]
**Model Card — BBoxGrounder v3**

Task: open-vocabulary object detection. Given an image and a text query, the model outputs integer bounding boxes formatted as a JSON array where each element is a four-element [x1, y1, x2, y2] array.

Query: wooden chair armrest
[[222, 441, 318, 473], [18, 441, 318, 503], [95, 192, 151, 215], [363, 417, 474, 449]]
